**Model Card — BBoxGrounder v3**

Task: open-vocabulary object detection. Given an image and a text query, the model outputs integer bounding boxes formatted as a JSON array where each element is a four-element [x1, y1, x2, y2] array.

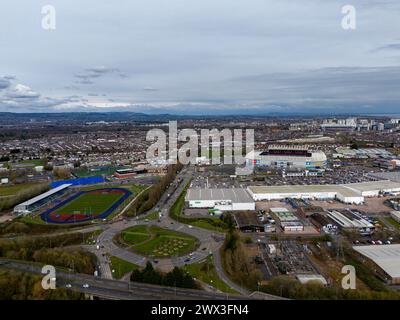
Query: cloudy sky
[[1, 0, 400, 114]]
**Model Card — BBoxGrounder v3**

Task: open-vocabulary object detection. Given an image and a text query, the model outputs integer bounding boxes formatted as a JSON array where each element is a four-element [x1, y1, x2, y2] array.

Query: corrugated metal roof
[[353, 244, 400, 279], [15, 184, 72, 208]]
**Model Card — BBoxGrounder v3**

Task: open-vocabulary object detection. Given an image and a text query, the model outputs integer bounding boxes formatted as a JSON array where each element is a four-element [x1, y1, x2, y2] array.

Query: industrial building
[[327, 209, 375, 235], [344, 180, 400, 197], [233, 211, 264, 232], [391, 211, 400, 223], [245, 145, 327, 170], [247, 180, 400, 205], [247, 185, 364, 204], [296, 274, 328, 286], [114, 168, 137, 179], [13, 184, 72, 215], [353, 244, 400, 285], [270, 208, 304, 233], [334, 147, 394, 159], [185, 188, 255, 211]]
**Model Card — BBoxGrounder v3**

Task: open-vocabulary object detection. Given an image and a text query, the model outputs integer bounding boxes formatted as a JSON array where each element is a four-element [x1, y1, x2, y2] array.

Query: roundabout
[[115, 225, 199, 258]]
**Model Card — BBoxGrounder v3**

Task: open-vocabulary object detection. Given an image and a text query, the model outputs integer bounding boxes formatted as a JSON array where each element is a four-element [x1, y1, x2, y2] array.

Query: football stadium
[[40, 187, 132, 224]]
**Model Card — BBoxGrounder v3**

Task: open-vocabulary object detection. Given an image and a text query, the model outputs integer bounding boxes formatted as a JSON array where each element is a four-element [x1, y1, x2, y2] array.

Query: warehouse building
[[185, 188, 255, 211], [245, 145, 327, 170], [247, 180, 400, 205], [327, 210, 375, 235], [343, 180, 400, 197], [13, 184, 72, 215], [353, 244, 400, 285], [270, 208, 304, 233], [247, 185, 364, 204], [233, 211, 264, 232]]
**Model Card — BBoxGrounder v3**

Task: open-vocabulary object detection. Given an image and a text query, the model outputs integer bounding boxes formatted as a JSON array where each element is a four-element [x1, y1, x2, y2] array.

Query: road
[[1, 166, 279, 298], [81, 166, 257, 296], [0, 259, 268, 300], [94, 168, 219, 267], [90, 166, 253, 296]]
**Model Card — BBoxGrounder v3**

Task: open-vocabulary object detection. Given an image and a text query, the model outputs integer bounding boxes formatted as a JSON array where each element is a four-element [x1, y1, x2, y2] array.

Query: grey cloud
[[0, 78, 11, 90], [372, 43, 400, 52], [143, 87, 159, 91], [1, 0, 400, 113], [85, 66, 119, 74], [74, 66, 122, 85]]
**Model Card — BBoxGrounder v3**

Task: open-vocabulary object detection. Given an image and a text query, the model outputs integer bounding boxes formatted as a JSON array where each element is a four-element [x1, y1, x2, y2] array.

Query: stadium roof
[[15, 184, 72, 208], [353, 244, 400, 279], [186, 188, 254, 203]]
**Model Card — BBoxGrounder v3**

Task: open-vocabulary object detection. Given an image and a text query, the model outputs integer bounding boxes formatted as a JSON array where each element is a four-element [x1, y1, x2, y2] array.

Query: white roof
[[391, 211, 400, 219], [327, 210, 373, 229], [15, 184, 72, 208], [296, 274, 328, 286], [345, 180, 400, 193], [270, 207, 290, 213], [248, 180, 400, 199], [353, 244, 400, 279], [186, 188, 254, 203], [248, 184, 360, 198]]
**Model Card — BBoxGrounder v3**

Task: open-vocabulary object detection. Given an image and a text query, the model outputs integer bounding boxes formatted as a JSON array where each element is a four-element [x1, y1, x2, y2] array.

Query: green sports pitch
[[56, 193, 121, 215], [41, 188, 132, 224]]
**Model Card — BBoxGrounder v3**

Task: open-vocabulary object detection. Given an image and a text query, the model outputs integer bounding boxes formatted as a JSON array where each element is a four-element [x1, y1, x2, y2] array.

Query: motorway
[[0, 259, 264, 300]]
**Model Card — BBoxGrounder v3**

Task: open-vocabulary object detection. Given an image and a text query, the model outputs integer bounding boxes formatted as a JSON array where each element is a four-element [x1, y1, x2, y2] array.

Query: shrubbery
[[130, 261, 198, 289], [124, 163, 183, 217]]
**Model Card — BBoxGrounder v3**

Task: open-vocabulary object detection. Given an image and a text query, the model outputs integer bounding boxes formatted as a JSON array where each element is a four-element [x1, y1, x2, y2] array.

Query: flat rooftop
[[368, 172, 400, 183], [248, 184, 360, 198], [353, 244, 400, 279], [248, 180, 400, 197], [234, 211, 263, 227], [186, 188, 254, 203], [296, 274, 328, 286], [344, 180, 400, 192]]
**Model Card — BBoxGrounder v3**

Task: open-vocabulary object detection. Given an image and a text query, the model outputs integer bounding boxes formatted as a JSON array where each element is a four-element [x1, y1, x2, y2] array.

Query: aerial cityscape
[[1, 0, 400, 312]]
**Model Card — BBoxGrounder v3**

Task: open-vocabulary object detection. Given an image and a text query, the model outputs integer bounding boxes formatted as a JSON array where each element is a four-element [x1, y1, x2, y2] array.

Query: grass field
[[0, 183, 42, 196], [386, 217, 400, 229], [15, 159, 45, 166], [122, 225, 151, 243], [53, 192, 123, 216], [126, 184, 147, 194], [110, 256, 140, 279], [73, 166, 118, 178], [119, 225, 198, 258], [139, 211, 160, 221], [184, 255, 238, 294]]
